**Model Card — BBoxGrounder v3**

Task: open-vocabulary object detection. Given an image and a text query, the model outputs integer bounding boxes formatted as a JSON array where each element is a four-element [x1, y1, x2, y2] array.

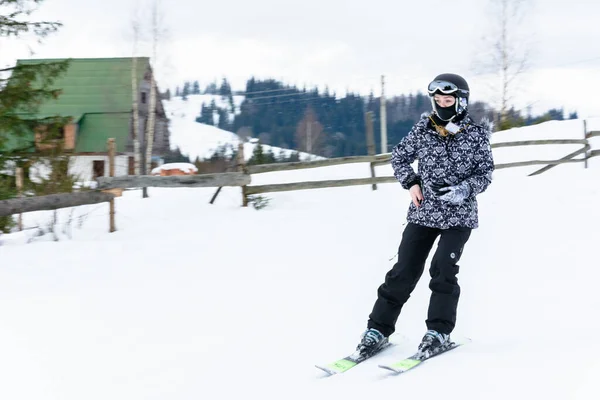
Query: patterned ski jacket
[[391, 113, 494, 229]]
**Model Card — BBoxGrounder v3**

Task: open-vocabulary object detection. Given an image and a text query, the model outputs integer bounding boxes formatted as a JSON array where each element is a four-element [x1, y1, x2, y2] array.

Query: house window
[[141, 92, 147, 104], [93, 160, 105, 179]]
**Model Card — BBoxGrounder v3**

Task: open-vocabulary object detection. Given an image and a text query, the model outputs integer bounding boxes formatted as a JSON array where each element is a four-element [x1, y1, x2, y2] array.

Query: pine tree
[[248, 143, 266, 165], [0, 0, 71, 231], [217, 108, 229, 130], [228, 93, 235, 114], [204, 81, 217, 94], [182, 81, 191, 97], [219, 78, 232, 97], [192, 80, 200, 94], [1, 1, 70, 153], [264, 148, 276, 164], [196, 103, 214, 125]]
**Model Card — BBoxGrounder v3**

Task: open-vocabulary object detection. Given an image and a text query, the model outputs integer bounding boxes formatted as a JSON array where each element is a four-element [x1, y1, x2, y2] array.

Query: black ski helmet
[[428, 73, 470, 121]]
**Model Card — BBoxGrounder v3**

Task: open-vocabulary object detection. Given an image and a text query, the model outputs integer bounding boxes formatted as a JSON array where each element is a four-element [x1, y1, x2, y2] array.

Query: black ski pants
[[367, 223, 472, 337]]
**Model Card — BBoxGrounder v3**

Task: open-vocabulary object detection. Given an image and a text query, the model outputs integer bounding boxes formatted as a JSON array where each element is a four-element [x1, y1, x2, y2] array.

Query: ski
[[378, 341, 464, 374], [315, 342, 394, 376]]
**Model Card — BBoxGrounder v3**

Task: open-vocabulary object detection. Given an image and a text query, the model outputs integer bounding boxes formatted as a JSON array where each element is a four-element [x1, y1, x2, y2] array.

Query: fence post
[[584, 119, 589, 169], [15, 167, 23, 231], [238, 142, 248, 207], [365, 111, 377, 190], [108, 138, 116, 232]]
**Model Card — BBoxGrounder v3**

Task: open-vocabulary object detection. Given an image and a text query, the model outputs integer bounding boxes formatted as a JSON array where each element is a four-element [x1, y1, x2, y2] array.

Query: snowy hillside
[[164, 94, 322, 162], [0, 118, 599, 399]]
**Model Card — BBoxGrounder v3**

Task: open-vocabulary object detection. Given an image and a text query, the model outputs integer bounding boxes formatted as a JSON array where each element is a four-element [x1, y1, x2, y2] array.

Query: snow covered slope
[[0, 118, 599, 400], [164, 94, 321, 162]]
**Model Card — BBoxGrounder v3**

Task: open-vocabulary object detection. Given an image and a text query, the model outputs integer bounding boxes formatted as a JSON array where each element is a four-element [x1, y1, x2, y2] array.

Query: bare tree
[[131, 7, 142, 176], [295, 106, 324, 156], [141, 0, 168, 198], [142, 0, 159, 197], [475, 0, 533, 127]]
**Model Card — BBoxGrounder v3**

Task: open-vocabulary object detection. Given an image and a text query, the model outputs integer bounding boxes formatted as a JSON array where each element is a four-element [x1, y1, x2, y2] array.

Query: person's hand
[[409, 184, 423, 207], [430, 181, 471, 204]]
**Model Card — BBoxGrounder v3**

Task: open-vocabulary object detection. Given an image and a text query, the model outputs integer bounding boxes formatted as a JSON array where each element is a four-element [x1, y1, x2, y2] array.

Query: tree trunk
[[132, 56, 141, 175], [143, 1, 159, 198]]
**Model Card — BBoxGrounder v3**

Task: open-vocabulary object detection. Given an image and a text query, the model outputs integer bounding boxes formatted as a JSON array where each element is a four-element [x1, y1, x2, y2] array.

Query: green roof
[[16, 57, 149, 115], [76, 113, 130, 152], [4, 57, 150, 152]]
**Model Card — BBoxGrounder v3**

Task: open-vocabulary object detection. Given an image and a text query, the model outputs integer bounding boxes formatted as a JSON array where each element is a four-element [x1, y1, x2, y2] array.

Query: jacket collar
[[423, 112, 472, 139]]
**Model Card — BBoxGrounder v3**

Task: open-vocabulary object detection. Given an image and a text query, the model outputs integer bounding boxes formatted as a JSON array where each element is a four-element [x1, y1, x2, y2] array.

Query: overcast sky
[[3, 0, 600, 118]]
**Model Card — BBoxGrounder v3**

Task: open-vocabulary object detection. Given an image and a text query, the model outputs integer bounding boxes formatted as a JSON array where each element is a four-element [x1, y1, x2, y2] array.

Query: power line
[[247, 95, 328, 107], [235, 87, 298, 96], [243, 91, 318, 101]]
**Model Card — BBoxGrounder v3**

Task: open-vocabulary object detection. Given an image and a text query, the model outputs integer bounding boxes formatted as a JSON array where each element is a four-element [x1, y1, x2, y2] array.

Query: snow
[[163, 94, 324, 162], [0, 118, 599, 399], [151, 162, 198, 175]]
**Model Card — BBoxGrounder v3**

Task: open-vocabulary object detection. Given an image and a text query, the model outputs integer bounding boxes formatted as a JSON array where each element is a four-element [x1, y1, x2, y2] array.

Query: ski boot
[[416, 329, 451, 360], [355, 328, 389, 359]]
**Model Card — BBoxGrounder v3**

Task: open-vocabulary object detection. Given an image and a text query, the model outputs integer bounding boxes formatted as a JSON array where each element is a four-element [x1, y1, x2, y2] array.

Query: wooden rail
[[96, 172, 250, 190], [491, 139, 588, 148], [586, 131, 600, 139], [246, 154, 391, 174], [3, 126, 599, 225], [0, 192, 116, 218], [245, 176, 398, 195]]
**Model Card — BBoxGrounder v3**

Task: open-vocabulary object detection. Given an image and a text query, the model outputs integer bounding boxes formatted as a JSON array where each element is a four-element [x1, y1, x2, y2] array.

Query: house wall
[[69, 155, 132, 182], [127, 66, 170, 155], [28, 154, 164, 185]]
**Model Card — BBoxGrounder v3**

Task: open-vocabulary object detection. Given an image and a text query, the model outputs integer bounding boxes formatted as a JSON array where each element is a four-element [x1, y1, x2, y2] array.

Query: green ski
[[315, 342, 394, 375], [378, 342, 464, 374]]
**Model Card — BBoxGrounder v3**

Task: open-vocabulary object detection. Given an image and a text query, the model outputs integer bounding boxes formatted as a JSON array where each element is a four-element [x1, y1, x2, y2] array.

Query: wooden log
[[246, 154, 392, 174], [245, 176, 398, 195], [0, 192, 116, 217], [96, 173, 250, 189], [590, 149, 600, 158]]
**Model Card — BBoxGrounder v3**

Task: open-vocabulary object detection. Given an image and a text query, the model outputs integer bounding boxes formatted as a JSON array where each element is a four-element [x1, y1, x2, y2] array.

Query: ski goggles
[[427, 80, 464, 96]]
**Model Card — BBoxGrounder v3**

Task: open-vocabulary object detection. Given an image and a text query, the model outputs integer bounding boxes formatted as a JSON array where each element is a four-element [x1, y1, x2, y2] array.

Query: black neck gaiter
[[434, 103, 457, 121], [430, 110, 467, 129]]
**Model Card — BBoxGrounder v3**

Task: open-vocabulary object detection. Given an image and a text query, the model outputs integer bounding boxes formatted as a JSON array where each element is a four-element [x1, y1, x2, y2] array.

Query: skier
[[356, 73, 494, 360]]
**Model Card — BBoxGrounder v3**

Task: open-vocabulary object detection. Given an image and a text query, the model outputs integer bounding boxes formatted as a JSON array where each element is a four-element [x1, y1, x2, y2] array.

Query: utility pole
[[365, 111, 377, 190], [380, 75, 388, 153], [307, 120, 312, 154]]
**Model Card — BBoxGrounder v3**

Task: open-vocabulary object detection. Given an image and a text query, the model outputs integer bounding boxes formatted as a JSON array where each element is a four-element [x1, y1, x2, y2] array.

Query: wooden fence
[[1, 127, 599, 232]]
